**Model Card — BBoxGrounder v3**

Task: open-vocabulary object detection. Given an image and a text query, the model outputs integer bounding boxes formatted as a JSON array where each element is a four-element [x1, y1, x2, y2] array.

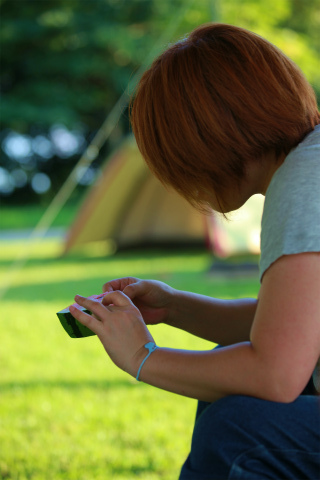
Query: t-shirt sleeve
[[259, 141, 320, 282]]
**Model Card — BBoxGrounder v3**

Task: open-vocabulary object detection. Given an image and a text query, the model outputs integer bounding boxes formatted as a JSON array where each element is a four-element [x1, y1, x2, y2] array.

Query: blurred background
[[0, 1, 319, 479], [1, 0, 319, 233]]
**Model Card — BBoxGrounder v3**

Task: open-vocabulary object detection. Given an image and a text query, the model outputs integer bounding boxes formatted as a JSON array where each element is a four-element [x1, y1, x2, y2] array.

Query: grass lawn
[[0, 201, 80, 231], [0, 237, 260, 480]]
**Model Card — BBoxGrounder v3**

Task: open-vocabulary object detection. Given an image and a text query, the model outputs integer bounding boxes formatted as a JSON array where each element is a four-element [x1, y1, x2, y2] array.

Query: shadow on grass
[[3, 272, 259, 305], [0, 377, 140, 393], [3, 274, 177, 304], [3, 277, 118, 302], [0, 248, 208, 268]]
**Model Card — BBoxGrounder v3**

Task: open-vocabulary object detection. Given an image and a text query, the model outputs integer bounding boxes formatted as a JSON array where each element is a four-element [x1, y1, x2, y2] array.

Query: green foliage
[[0, 0, 318, 207], [0, 239, 260, 479], [1, 0, 319, 132], [0, 0, 192, 131]]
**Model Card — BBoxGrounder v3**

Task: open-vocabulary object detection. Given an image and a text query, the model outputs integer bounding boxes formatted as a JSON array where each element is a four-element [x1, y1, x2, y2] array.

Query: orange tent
[[64, 137, 211, 253]]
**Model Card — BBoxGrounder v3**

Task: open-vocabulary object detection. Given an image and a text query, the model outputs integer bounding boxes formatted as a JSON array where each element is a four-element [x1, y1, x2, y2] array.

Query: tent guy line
[[0, 0, 196, 301]]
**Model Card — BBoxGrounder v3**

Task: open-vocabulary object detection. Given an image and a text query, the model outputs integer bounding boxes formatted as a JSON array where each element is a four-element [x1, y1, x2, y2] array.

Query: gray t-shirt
[[260, 125, 320, 281], [259, 124, 320, 392]]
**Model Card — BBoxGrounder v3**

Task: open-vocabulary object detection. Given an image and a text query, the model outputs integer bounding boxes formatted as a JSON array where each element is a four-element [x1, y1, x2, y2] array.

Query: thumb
[[102, 290, 133, 307], [123, 280, 147, 300]]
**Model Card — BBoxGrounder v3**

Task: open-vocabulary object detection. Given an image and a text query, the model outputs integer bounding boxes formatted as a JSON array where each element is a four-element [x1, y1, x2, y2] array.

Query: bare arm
[[102, 277, 257, 346], [71, 252, 320, 403], [135, 252, 320, 402], [166, 291, 257, 345]]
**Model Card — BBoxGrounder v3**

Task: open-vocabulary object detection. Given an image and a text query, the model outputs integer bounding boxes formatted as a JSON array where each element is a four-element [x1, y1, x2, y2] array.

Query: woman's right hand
[[102, 277, 175, 326]]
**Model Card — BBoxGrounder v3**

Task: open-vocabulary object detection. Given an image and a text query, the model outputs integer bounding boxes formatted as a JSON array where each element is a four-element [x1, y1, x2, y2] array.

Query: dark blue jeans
[[179, 379, 320, 480]]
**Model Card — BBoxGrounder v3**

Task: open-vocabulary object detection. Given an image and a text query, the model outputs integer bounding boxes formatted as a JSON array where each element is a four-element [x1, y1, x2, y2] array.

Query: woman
[[70, 24, 320, 479]]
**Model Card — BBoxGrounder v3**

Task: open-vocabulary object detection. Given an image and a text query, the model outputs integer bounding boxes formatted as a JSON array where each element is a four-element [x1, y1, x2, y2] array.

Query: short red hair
[[131, 23, 320, 212]]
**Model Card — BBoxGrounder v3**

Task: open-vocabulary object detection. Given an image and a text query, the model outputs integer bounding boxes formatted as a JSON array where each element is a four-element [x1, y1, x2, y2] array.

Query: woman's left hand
[[69, 291, 155, 377]]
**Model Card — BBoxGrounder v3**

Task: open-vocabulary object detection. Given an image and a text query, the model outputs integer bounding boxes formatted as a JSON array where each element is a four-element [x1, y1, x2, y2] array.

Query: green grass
[[0, 238, 260, 480], [0, 201, 80, 230]]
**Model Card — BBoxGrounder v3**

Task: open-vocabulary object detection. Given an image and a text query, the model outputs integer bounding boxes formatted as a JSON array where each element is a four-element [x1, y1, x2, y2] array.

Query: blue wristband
[[136, 342, 158, 381]]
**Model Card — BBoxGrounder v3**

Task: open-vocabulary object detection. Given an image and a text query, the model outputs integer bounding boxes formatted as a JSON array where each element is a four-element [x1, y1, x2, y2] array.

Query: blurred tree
[[0, 0, 196, 204], [1, 0, 151, 131], [0, 0, 319, 205]]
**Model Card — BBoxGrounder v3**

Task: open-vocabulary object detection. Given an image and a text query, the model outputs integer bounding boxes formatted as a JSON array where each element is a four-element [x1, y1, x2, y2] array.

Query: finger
[[101, 290, 134, 308], [74, 295, 110, 320], [102, 282, 118, 293], [102, 277, 138, 293], [69, 305, 102, 335], [101, 293, 113, 306]]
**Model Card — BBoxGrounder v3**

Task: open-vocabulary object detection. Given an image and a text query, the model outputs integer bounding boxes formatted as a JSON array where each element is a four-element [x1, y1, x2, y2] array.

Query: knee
[[196, 395, 264, 430], [185, 396, 268, 477], [192, 396, 271, 457]]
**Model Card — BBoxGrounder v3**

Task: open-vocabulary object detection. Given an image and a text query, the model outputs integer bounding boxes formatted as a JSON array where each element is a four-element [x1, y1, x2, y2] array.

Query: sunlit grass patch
[[0, 238, 260, 479]]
